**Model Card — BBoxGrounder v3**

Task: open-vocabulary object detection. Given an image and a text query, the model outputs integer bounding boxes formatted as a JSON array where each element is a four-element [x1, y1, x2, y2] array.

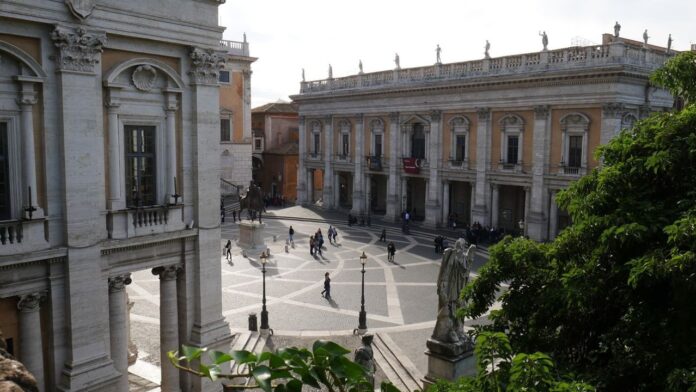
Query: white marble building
[[0, 1, 230, 391], [292, 33, 675, 241]]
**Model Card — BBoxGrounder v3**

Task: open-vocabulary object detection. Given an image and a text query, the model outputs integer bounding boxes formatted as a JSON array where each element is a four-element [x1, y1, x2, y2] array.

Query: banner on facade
[[368, 156, 382, 171], [402, 158, 422, 174]]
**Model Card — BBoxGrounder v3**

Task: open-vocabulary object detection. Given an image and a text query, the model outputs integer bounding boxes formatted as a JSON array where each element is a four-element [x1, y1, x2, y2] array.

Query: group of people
[[347, 213, 371, 227], [263, 194, 286, 208], [309, 229, 324, 257]]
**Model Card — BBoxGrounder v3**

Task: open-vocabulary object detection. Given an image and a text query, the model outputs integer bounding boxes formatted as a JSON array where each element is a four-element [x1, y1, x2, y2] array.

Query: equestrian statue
[[239, 181, 265, 223]]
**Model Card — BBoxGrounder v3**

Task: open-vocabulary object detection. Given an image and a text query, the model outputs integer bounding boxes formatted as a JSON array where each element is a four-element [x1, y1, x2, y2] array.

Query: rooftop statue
[[643, 29, 649, 46], [301, 68, 305, 82], [359, 60, 363, 74], [328, 64, 333, 79], [614, 21, 621, 38], [484, 40, 491, 59], [436, 44, 442, 64], [540, 31, 548, 51], [394, 53, 400, 70], [667, 34, 673, 53]]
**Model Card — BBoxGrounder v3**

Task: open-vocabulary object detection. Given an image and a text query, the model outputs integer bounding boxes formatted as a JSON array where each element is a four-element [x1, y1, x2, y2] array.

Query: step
[[372, 333, 423, 392]]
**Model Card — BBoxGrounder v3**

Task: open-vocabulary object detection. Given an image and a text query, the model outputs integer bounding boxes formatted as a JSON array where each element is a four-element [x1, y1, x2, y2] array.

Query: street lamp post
[[356, 251, 368, 334], [259, 251, 272, 335]]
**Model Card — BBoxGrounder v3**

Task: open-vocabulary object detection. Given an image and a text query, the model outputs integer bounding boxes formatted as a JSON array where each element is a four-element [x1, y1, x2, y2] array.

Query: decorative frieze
[[108, 274, 132, 293], [65, 0, 96, 21], [534, 105, 550, 119], [188, 47, 225, 85], [51, 26, 106, 73]]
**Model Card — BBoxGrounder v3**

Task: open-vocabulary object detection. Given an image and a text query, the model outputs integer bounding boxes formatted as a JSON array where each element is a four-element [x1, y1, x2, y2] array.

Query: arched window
[[499, 114, 525, 171], [560, 113, 590, 175]]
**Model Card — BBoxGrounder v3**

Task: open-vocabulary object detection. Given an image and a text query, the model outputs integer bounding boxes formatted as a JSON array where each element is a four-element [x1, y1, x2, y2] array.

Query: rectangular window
[[374, 134, 382, 157], [506, 135, 519, 164], [568, 135, 583, 168], [411, 124, 426, 159], [254, 138, 262, 150], [220, 118, 231, 141], [218, 70, 230, 83], [313, 134, 320, 155], [0, 122, 10, 220], [125, 125, 156, 207], [455, 135, 466, 161], [342, 133, 349, 156]]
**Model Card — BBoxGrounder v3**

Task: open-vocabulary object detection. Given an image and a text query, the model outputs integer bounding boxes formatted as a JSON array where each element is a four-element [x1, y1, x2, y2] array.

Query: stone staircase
[[372, 333, 423, 392], [228, 332, 267, 385]]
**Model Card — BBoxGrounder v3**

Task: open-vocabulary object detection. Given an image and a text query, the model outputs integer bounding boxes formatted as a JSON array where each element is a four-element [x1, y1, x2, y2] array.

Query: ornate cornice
[[17, 292, 46, 312], [51, 26, 106, 73], [108, 273, 132, 293], [189, 47, 225, 85], [534, 105, 550, 119], [152, 265, 181, 281]]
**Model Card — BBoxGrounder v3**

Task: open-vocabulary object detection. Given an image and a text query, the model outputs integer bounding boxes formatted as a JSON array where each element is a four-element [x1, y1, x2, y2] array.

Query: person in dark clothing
[[321, 272, 331, 299], [232, 210, 237, 222], [387, 242, 396, 263], [288, 226, 295, 243], [379, 229, 387, 242], [225, 239, 232, 261], [310, 236, 315, 256]]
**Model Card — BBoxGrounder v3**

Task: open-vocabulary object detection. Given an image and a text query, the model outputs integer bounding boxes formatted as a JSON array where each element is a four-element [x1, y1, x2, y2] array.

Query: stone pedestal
[[237, 222, 267, 254], [423, 349, 476, 389]]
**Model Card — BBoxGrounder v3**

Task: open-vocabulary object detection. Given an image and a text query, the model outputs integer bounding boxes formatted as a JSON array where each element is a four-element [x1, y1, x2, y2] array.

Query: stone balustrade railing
[[300, 42, 669, 94], [0, 219, 49, 256], [219, 39, 250, 57]]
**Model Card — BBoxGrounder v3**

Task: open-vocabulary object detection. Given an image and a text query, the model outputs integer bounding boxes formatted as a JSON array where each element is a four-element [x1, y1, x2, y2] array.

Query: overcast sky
[[219, 0, 695, 108]]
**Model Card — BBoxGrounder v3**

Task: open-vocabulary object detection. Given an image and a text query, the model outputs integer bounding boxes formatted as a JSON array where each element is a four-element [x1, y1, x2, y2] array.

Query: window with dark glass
[[0, 122, 10, 220], [411, 123, 425, 159], [342, 133, 349, 156], [506, 135, 519, 164], [218, 70, 230, 83], [125, 125, 156, 207], [455, 135, 466, 161], [374, 134, 382, 157], [313, 133, 320, 155], [220, 118, 231, 141], [568, 135, 582, 167], [255, 138, 262, 150]]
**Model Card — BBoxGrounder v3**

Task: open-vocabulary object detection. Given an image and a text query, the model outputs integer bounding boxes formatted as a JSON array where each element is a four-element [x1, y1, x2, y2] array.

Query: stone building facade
[[292, 34, 675, 240], [0, 1, 230, 391]]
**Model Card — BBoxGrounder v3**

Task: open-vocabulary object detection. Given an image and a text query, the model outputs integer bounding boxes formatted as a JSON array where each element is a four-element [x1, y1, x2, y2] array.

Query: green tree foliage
[[460, 51, 696, 391]]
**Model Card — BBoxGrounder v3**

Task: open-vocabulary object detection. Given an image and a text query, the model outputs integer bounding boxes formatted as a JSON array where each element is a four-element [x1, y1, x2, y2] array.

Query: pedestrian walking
[[387, 242, 396, 263], [232, 210, 237, 222], [221, 209, 225, 223], [310, 236, 315, 256], [327, 226, 334, 244], [224, 239, 232, 261], [379, 229, 387, 242], [321, 272, 331, 299], [332, 227, 338, 243], [288, 225, 295, 244]]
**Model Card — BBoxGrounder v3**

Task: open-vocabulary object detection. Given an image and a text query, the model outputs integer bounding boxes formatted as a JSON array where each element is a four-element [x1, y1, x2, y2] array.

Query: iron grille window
[[506, 135, 519, 164], [455, 135, 466, 161], [374, 134, 382, 156], [568, 135, 582, 167], [342, 134, 349, 156], [125, 125, 156, 207], [220, 118, 231, 141], [411, 124, 425, 159], [0, 123, 10, 220]]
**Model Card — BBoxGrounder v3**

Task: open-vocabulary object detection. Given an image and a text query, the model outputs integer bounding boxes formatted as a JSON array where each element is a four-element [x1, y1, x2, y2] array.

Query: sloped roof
[[252, 100, 298, 114]]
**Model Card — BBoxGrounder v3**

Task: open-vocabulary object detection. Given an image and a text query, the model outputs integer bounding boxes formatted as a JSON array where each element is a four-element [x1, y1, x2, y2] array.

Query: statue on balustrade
[[614, 21, 621, 38], [484, 40, 491, 58]]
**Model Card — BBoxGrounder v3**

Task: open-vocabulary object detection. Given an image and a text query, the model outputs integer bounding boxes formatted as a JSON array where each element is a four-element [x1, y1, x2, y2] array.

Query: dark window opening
[[342, 134, 349, 156], [219, 70, 230, 83], [0, 123, 11, 220], [374, 134, 382, 157], [125, 125, 156, 207], [220, 118, 231, 141], [568, 135, 582, 168], [506, 135, 519, 164], [313, 133, 320, 155], [455, 135, 466, 161], [411, 123, 425, 159]]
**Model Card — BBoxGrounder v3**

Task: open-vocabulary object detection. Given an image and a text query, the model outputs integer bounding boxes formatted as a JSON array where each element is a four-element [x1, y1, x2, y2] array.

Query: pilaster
[[322, 116, 334, 209], [472, 108, 491, 225], [153, 266, 181, 392], [601, 103, 625, 145], [527, 106, 549, 240], [297, 116, 307, 204], [352, 114, 364, 215], [424, 110, 442, 228], [108, 274, 132, 392], [385, 112, 400, 222], [18, 292, 46, 392]]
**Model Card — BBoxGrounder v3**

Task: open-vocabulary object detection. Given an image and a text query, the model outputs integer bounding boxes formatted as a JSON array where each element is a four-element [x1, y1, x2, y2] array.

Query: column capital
[[188, 47, 225, 85], [104, 96, 120, 109], [108, 273, 132, 293], [17, 292, 46, 312], [430, 110, 442, 122], [323, 115, 333, 126], [298, 115, 306, 125], [491, 183, 499, 190], [389, 112, 399, 122], [17, 96, 38, 107], [152, 265, 181, 281], [476, 107, 491, 121], [602, 102, 625, 118], [354, 113, 364, 122], [51, 25, 107, 73], [534, 105, 550, 119]]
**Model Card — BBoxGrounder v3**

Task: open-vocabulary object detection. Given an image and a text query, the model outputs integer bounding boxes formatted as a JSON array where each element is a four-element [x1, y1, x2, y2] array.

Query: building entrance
[[405, 177, 426, 221], [496, 185, 525, 233], [368, 175, 387, 215], [337, 172, 353, 209], [449, 182, 472, 226]]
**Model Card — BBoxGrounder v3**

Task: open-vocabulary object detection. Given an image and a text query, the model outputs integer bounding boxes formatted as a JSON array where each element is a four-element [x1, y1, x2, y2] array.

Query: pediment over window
[[337, 119, 351, 132], [369, 118, 384, 130], [400, 114, 430, 126], [560, 112, 590, 129], [449, 115, 471, 129], [499, 114, 525, 128]]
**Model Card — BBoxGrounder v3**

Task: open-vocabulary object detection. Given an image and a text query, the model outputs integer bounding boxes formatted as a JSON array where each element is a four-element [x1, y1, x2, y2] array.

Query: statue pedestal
[[422, 348, 476, 389], [237, 221, 267, 255]]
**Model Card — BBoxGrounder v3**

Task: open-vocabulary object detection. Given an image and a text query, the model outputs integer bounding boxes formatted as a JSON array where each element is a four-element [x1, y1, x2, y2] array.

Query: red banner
[[402, 158, 421, 174]]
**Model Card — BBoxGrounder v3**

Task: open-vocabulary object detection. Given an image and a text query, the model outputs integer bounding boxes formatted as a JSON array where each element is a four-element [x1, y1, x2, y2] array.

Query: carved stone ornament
[[449, 116, 470, 128], [17, 292, 46, 312], [389, 112, 399, 122], [430, 110, 442, 122], [338, 119, 351, 131], [65, 0, 96, 21], [476, 107, 490, 121], [370, 118, 384, 130], [602, 102, 625, 118], [188, 47, 225, 85], [152, 265, 181, 281], [132, 65, 157, 92], [51, 26, 106, 73], [500, 114, 524, 127], [561, 113, 590, 127], [534, 105, 550, 119], [108, 274, 133, 293]]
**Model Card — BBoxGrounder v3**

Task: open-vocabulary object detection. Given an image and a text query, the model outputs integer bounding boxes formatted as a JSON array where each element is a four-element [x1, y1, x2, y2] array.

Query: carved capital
[[188, 47, 225, 85], [17, 96, 38, 107], [389, 112, 399, 122], [51, 26, 106, 73], [638, 104, 652, 119], [298, 116, 305, 126], [476, 107, 490, 121], [430, 110, 442, 122], [323, 116, 333, 127], [602, 102, 625, 118], [17, 292, 46, 312], [534, 105, 550, 119], [152, 265, 181, 281], [108, 274, 132, 293], [354, 113, 364, 123]]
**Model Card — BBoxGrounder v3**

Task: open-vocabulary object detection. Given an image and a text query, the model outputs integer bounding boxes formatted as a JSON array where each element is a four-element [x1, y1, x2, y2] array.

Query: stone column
[[472, 108, 491, 225], [469, 182, 476, 225], [549, 191, 559, 240], [18, 292, 45, 392], [442, 181, 450, 227], [527, 106, 549, 240], [297, 116, 307, 204], [364, 174, 371, 213], [242, 69, 252, 141], [601, 103, 624, 146], [108, 274, 132, 392], [385, 112, 400, 221], [105, 92, 123, 210], [323, 116, 334, 209], [153, 266, 180, 392], [52, 26, 119, 390], [188, 48, 233, 392], [523, 187, 531, 236], [307, 169, 313, 204], [401, 177, 408, 212], [352, 114, 364, 214], [17, 81, 44, 218], [491, 184, 499, 228], [425, 111, 442, 228], [165, 91, 180, 203]]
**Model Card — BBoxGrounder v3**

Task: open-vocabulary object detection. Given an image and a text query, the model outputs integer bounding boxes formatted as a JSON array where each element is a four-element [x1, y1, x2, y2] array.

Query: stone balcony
[[0, 218, 50, 256], [107, 205, 186, 240], [300, 42, 670, 94], [219, 39, 250, 57]]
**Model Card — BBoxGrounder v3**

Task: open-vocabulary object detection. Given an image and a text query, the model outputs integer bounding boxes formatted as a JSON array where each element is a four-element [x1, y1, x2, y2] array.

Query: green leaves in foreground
[[169, 339, 389, 392]]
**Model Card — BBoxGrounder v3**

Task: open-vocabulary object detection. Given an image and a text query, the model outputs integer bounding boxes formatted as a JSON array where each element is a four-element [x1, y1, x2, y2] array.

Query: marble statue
[[301, 68, 305, 82], [354, 334, 376, 388], [643, 29, 649, 46], [394, 53, 400, 70], [0, 327, 38, 391], [436, 44, 442, 64], [540, 31, 548, 51], [428, 239, 476, 355], [614, 21, 621, 38], [359, 60, 363, 74], [667, 34, 673, 53], [243, 32, 247, 43], [328, 64, 333, 79], [484, 40, 490, 58]]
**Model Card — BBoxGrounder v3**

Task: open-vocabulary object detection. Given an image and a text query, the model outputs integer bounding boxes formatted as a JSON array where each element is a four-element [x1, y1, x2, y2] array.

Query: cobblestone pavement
[[127, 206, 490, 388]]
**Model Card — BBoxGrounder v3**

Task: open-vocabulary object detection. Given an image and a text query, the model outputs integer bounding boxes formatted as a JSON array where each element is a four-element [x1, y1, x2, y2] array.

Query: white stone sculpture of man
[[540, 31, 548, 51], [394, 53, 400, 70], [301, 68, 305, 82], [643, 29, 649, 46], [614, 21, 621, 38], [484, 40, 491, 58], [436, 44, 442, 64], [359, 60, 363, 74], [667, 34, 673, 53], [328, 64, 333, 79]]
